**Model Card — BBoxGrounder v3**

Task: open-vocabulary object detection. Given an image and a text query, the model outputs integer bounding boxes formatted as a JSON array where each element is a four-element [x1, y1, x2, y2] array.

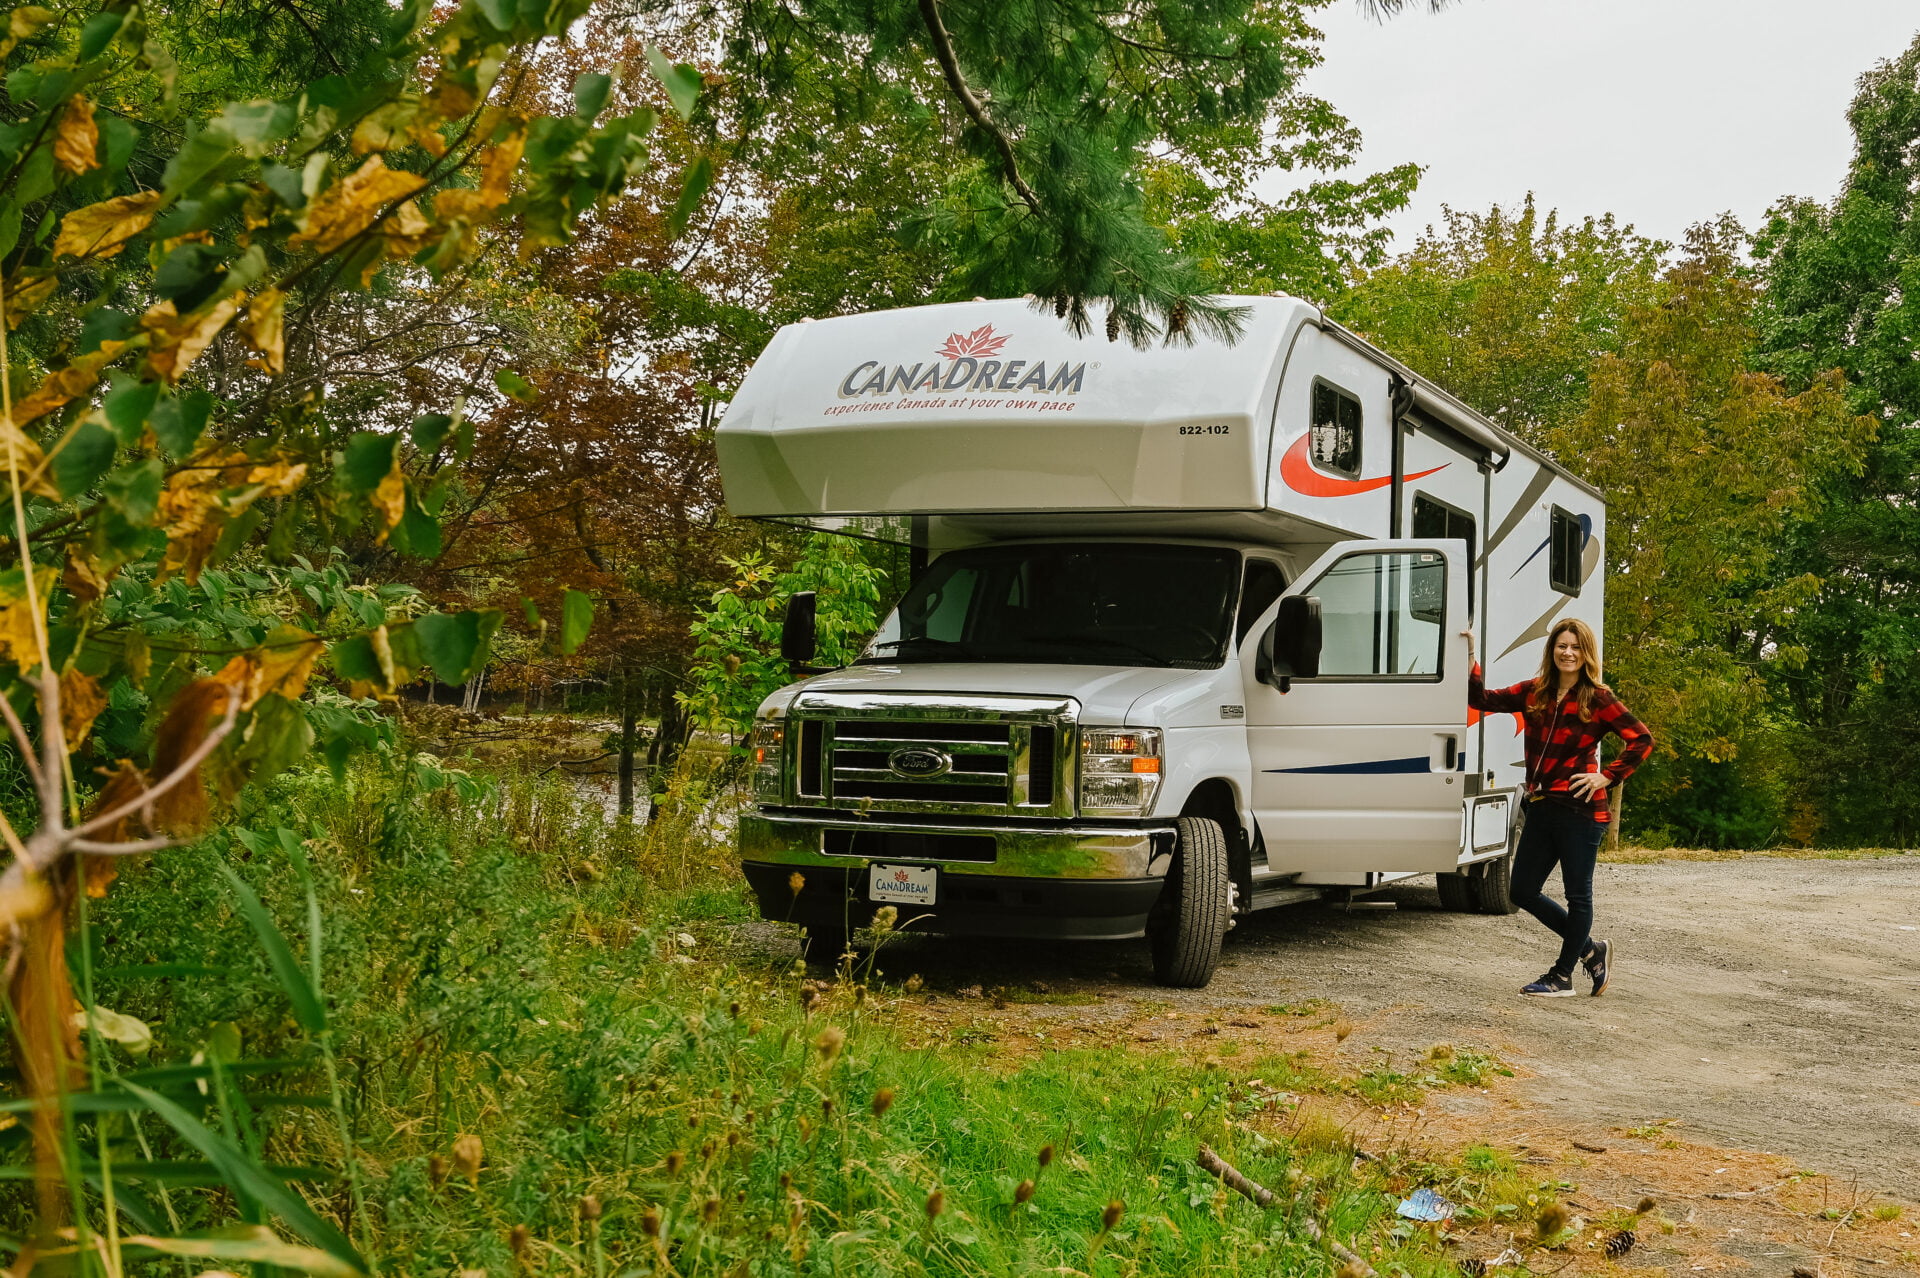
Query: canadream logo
[[837, 325, 1088, 399]]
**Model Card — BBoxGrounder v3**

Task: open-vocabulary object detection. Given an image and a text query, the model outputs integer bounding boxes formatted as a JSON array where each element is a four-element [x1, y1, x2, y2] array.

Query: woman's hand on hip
[[1567, 772, 1608, 799]]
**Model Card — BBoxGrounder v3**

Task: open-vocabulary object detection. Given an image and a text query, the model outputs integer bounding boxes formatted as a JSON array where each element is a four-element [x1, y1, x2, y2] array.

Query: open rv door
[[1243, 539, 1471, 873]]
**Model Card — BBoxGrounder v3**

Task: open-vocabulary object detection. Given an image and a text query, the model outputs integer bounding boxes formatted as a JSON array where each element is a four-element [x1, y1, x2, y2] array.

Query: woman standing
[[1463, 619, 1652, 997]]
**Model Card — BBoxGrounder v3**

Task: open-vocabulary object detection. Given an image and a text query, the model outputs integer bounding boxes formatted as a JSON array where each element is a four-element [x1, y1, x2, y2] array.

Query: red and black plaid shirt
[[1469, 666, 1653, 823]]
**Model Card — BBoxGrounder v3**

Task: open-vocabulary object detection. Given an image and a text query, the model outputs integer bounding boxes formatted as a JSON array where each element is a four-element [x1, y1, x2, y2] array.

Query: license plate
[[869, 862, 937, 906]]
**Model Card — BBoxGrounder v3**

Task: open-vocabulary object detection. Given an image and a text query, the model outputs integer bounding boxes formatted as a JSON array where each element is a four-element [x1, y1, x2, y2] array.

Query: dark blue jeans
[[1510, 800, 1605, 977]]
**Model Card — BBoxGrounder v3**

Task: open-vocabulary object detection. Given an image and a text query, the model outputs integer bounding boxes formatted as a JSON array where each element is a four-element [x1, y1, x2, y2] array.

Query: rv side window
[[1235, 559, 1287, 643], [1310, 381, 1362, 477], [1307, 550, 1445, 678], [1412, 494, 1477, 613], [1549, 507, 1583, 596]]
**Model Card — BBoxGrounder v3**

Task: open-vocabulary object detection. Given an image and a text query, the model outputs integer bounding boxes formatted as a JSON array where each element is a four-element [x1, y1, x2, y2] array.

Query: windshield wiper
[[860, 637, 989, 661]]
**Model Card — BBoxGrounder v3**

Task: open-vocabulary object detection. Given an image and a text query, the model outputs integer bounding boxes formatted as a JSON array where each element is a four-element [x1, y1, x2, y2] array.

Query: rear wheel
[[1149, 817, 1231, 988], [1437, 819, 1521, 915]]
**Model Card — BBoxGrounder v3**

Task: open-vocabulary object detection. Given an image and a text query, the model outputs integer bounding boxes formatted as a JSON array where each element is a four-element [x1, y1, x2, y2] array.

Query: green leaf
[[149, 389, 212, 457], [341, 431, 399, 493], [390, 498, 441, 558], [521, 596, 540, 627], [162, 121, 235, 198], [123, 1225, 361, 1278], [214, 860, 326, 1033], [102, 458, 163, 528], [493, 368, 535, 402], [646, 47, 701, 120], [103, 375, 160, 444], [117, 1083, 365, 1275], [409, 412, 453, 454], [215, 100, 295, 157], [561, 588, 593, 655], [573, 71, 613, 120], [78, 10, 125, 59], [669, 154, 714, 236], [329, 634, 380, 689], [233, 693, 313, 784], [51, 420, 115, 500], [412, 609, 502, 686], [476, 0, 514, 30]]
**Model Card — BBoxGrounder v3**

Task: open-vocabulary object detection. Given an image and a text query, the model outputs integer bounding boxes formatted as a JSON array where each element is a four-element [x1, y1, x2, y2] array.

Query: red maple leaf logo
[[894, 869, 909, 883], [937, 325, 1010, 359]]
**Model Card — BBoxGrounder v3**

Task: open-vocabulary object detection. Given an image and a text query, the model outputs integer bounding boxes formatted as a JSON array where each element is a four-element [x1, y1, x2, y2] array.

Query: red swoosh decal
[[1279, 433, 1447, 498], [1467, 705, 1525, 735]]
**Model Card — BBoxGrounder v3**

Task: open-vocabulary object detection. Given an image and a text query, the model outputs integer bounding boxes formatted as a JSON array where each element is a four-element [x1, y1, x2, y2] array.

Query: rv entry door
[[1244, 539, 1470, 874]]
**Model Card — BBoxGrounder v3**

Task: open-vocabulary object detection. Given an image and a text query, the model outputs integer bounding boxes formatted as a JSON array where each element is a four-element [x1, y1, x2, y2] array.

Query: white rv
[[715, 296, 1604, 987]]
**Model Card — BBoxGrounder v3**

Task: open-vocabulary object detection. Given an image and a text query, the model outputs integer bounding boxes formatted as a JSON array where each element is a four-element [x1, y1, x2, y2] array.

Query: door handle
[[1431, 734, 1459, 772]]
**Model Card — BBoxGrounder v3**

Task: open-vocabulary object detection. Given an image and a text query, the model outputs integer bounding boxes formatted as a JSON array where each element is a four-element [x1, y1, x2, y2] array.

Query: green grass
[[2, 757, 1500, 1276]]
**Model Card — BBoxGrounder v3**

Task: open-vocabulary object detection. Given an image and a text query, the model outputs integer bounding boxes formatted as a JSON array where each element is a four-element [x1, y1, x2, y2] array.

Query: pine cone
[[1603, 1228, 1635, 1257], [1458, 1261, 1487, 1277], [1169, 299, 1190, 337], [1105, 306, 1121, 343]]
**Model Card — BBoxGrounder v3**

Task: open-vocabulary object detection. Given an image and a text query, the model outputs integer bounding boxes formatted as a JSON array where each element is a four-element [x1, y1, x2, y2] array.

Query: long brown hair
[[1527, 617, 1605, 721]]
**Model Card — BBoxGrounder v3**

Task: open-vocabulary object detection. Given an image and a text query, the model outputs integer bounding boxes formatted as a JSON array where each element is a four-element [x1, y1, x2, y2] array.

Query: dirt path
[[750, 854, 1920, 1205]]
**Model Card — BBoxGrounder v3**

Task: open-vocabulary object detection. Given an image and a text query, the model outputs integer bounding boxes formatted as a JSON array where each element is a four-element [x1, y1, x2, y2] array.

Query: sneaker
[[1522, 971, 1576, 997], [1584, 938, 1612, 997]]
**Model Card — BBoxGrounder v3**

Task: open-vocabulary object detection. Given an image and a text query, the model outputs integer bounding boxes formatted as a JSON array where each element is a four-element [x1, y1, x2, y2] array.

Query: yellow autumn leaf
[[141, 294, 241, 384], [247, 626, 324, 708], [0, 6, 55, 60], [289, 155, 429, 255], [477, 130, 524, 208], [53, 95, 99, 174], [0, 566, 56, 668], [369, 624, 397, 693], [0, 418, 56, 499], [245, 458, 307, 497], [156, 451, 250, 583], [4, 271, 56, 329], [10, 342, 127, 428], [55, 191, 164, 260], [63, 544, 115, 603], [371, 454, 406, 543], [244, 287, 285, 374], [58, 668, 107, 749]]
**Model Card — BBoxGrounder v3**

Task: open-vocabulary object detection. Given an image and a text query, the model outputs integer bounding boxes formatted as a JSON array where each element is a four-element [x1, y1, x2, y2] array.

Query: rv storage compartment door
[[1244, 539, 1469, 874]]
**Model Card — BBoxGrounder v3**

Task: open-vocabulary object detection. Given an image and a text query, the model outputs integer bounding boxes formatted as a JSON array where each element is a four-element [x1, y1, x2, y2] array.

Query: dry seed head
[[1535, 1200, 1572, 1240], [1100, 1200, 1125, 1231], [452, 1133, 483, 1185], [925, 1189, 945, 1218], [1037, 1143, 1054, 1169], [579, 1193, 602, 1221], [1335, 1262, 1369, 1278], [727, 1130, 740, 1147], [508, 1224, 531, 1256], [665, 1150, 685, 1175], [1635, 1196, 1658, 1215], [788, 871, 806, 894], [871, 1087, 895, 1117], [687, 1113, 700, 1128], [779, 1170, 792, 1191], [1014, 1179, 1035, 1204], [871, 905, 898, 934], [1334, 1019, 1353, 1043], [1428, 1043, 1454, 1062], [701, 1140, 715, 1160], [701, 1196, 721, 1223], [814, 1025, 846, 1063], [427, 1154, 448, 1188], [904, 974, 923, 992], [641, 1205, 661, 1237], [729, 1000, 742, 1019], [821, 1099, 834, 1117]]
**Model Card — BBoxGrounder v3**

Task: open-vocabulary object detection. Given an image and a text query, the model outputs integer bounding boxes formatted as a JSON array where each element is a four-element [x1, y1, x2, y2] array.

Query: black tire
[[1149, 817, 1231, 988], [1437, 818, 1522, 915], [800, 925, 850, 967]]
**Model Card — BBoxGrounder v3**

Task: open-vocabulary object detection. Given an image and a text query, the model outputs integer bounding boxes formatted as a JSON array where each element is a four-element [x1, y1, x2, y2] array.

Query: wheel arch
[[1180, 777, 1254, 909]]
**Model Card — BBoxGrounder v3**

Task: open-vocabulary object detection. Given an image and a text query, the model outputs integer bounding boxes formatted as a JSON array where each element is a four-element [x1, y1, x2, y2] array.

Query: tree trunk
[[617, 665, 637, 818], [1606, 779, 1624, 852], [645, 676, 690, 826]]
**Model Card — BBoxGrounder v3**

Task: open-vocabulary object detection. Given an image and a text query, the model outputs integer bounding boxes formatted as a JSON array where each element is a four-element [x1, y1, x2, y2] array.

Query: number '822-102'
[[1179, 424, 1232, 436]]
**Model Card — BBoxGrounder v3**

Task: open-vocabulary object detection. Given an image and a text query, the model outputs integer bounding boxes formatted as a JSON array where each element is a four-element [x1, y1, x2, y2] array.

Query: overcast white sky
[[1265, 0, 1920, 251]]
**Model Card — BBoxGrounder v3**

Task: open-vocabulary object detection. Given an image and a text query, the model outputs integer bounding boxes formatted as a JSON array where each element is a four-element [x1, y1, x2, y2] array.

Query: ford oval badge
[[887, 746, 952, 779]]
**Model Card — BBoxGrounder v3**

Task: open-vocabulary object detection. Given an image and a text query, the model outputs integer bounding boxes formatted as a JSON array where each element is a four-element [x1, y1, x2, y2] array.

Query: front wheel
[[1149, 817, 1231, 988]]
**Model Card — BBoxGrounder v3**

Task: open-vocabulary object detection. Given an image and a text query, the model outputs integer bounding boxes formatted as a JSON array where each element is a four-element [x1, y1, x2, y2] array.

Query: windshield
[[860, 543, 1240, 668]]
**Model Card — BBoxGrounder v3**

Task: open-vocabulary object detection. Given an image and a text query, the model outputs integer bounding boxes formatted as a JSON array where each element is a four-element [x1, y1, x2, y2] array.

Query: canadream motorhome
[[714, 295, 1605, 987]]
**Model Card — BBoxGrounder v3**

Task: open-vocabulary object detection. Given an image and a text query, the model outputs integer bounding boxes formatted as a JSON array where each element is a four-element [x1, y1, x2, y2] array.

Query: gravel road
[[807, 854, 1920, 1196]]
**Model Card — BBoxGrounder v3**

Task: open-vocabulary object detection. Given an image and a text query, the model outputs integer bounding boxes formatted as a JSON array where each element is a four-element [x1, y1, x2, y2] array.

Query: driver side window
[[1309, 550, 1446, 678]]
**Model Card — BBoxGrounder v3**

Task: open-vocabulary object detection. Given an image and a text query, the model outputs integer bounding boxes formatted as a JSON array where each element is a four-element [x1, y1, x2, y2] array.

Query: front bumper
[[740, 811, 1175, 940]]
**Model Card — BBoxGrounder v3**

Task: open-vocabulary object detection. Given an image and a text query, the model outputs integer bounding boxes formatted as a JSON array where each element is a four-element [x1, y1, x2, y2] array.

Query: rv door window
[[1411, 494, 1477, 611], [1311, 381, 1362, 477], [862, 543, 1239, 669], [1307, 550, 1446, 678]]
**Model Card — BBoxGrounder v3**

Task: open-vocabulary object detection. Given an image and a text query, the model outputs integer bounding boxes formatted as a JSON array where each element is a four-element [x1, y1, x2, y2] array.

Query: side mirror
[[1261, 595, 1322, 692], [781, 591, 818, 672]]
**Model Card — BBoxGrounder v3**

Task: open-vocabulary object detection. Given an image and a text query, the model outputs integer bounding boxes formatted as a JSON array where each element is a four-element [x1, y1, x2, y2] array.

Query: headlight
[[749, 717, 785, 802], [1078, 727, 1162, 815]]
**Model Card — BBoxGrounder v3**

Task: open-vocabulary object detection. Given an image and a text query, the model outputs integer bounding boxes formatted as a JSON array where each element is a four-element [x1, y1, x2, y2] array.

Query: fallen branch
[[1704, 1175, 1800, 1201], [1197, 1143, 1379, 1278]]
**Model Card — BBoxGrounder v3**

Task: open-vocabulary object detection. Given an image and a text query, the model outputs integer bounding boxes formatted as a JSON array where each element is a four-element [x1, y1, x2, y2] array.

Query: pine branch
[[915, 0, 1043, 217]]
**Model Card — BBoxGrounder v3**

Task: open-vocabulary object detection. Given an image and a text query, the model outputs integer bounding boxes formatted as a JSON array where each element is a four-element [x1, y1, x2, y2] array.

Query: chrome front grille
[[781, 692, 1077, 818]]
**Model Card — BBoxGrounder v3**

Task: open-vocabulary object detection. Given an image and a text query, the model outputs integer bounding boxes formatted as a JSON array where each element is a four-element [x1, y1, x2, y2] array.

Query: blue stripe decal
[[1267, 757, 1429, 775]]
